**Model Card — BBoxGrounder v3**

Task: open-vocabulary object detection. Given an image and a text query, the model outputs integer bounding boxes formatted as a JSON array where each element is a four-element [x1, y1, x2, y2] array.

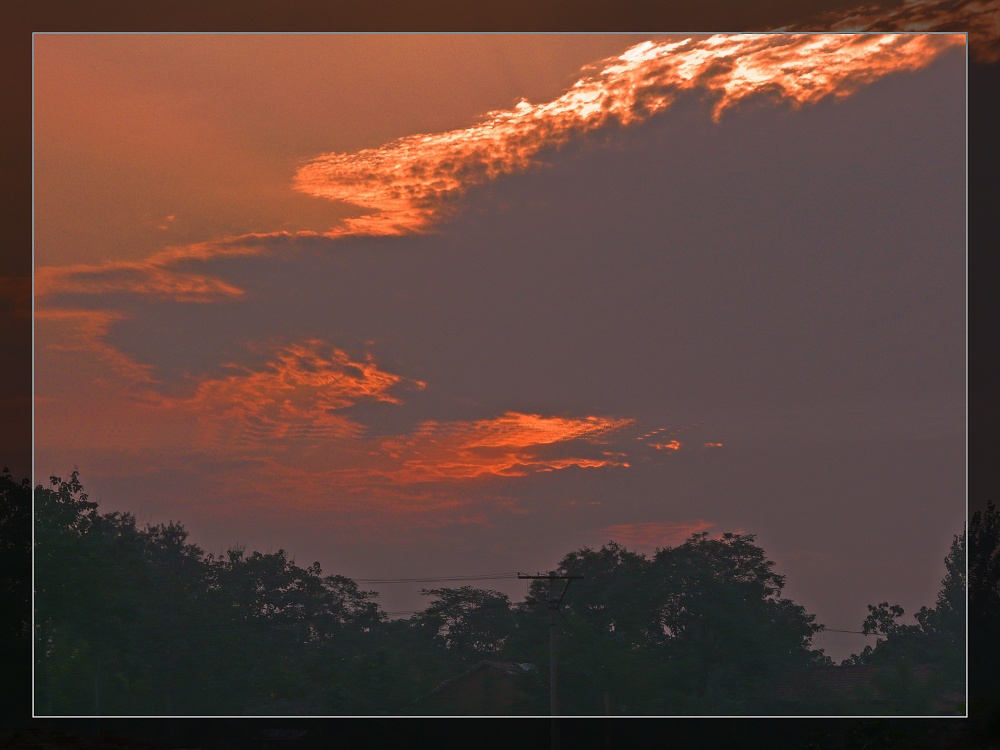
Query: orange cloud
[[189, 411, 636, 522], [294, 32, 962, 237], [650, 439, 682, 451], [34, 310, 648, 494], [34, 307, 158, 391], [34, 231, 326, 304], [431, 411, 632, 451], [35, 28, 968, 310], [36, 257, 245, 304], [599, 520, 717, 548], [319, 412, 638, 486], [161, 339, 424, 451], [704, 442, 724, 448]]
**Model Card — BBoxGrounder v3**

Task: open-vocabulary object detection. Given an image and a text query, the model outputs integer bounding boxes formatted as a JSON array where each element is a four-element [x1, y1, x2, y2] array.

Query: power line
[[518, 572, 584, 745], [354, 572, 519, 583], [354, 571, 878, 638], [378, 612, 873, 633]]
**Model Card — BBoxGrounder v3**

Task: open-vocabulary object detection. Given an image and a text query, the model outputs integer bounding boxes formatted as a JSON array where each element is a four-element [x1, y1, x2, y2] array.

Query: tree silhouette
[[517, 534, 827, 714], [651, 532, 827, 713], [842, 528, 967, 713], [412, 586, 516, 657], [31, 469, 981, 717]]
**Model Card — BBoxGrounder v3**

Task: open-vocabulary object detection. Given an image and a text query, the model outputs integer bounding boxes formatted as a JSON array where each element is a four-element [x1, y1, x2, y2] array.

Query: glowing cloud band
[[294, 33, 963, 237]]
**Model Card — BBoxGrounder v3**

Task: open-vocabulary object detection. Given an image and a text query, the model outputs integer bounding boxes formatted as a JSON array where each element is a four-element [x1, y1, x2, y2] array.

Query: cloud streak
[[598, 520, 718, 548], [138, 338, 645, 508], [34, 307, 159, 391], [36, 23, 970, 307], [34, 231, 332, 304], [155, 339, 425, 449], [369, 412, 637, 483], [293, 32, 962, 237], [650, 439, 683, 452], [33, 19, 968, 519], [162, 403, 645, 519]]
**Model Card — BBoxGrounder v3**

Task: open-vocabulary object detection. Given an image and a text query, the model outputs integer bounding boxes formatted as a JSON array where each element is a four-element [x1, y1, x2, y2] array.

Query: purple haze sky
[[32, 32, 965, 662]]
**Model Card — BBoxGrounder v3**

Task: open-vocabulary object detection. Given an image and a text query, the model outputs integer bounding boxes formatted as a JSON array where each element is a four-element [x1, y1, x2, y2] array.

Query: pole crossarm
[[517, 573, 584, 609], [517, 572, 585, 728]]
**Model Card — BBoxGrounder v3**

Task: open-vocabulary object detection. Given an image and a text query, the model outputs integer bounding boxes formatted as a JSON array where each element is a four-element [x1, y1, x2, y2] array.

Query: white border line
[[29, 29, 970, 721]]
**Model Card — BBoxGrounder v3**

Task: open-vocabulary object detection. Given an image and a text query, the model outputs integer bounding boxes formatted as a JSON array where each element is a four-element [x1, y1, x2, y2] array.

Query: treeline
[[14, 469, 985, 716]]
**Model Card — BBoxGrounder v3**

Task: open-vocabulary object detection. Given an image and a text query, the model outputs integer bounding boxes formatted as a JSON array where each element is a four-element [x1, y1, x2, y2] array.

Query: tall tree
[[519, 535, 826, 715], [516, 542, 660, 714], [843, 527, 967, 714], [544, 542, 658, 647], [412, 586, 516, 657], [651, 532, 826, 713], [34, 472, 109, 714]]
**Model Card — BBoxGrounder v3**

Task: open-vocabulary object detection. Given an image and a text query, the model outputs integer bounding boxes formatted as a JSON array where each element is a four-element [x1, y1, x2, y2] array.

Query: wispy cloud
[[142, 338, 644, 493], [33, 19, 969, 523], [294, 32, 962, 237], [261, 410, 640, 485], [598, 520, 718, 548], [368, 412, 637, 483], [175, 409, 642, 521], [35, 307, 159, 391], [636, 423, 708, 453], [35, 26, 968, 308], [155, 339, 425, 449], [34, 231, 330, 304], [650, 439, 683, 452]]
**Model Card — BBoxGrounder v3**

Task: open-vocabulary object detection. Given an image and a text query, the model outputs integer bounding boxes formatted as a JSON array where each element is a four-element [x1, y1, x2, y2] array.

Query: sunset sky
[[33, 23, 969, 661]]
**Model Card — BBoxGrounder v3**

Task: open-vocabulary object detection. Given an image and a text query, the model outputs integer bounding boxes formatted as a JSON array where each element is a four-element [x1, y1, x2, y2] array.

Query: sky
[[31, 8, 979, 665]]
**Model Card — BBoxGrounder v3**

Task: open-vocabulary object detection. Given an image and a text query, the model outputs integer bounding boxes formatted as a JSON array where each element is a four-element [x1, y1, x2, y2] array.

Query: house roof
[[422, 660, 537, 698], [433, 660, 535, 691], [771, 664, 937, 703]]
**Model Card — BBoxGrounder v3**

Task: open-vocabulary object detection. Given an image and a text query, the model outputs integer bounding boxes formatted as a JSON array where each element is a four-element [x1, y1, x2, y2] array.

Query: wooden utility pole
[[518, 572, 583, 750]]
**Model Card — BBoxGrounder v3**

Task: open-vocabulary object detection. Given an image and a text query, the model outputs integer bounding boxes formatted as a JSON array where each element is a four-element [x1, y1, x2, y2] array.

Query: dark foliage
[[26, 471, 979, 718], [840, 527, 966, 714]]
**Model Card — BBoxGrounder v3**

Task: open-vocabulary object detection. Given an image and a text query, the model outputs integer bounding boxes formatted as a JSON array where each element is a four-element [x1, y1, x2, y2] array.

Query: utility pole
[[519, 571, 583, 750]]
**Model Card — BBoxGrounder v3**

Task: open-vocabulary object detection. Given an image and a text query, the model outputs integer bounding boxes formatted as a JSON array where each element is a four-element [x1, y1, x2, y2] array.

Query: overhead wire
[[354, 571, 520, 583], [824, 628, 874, 635], [355, 572, 877, 635]]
